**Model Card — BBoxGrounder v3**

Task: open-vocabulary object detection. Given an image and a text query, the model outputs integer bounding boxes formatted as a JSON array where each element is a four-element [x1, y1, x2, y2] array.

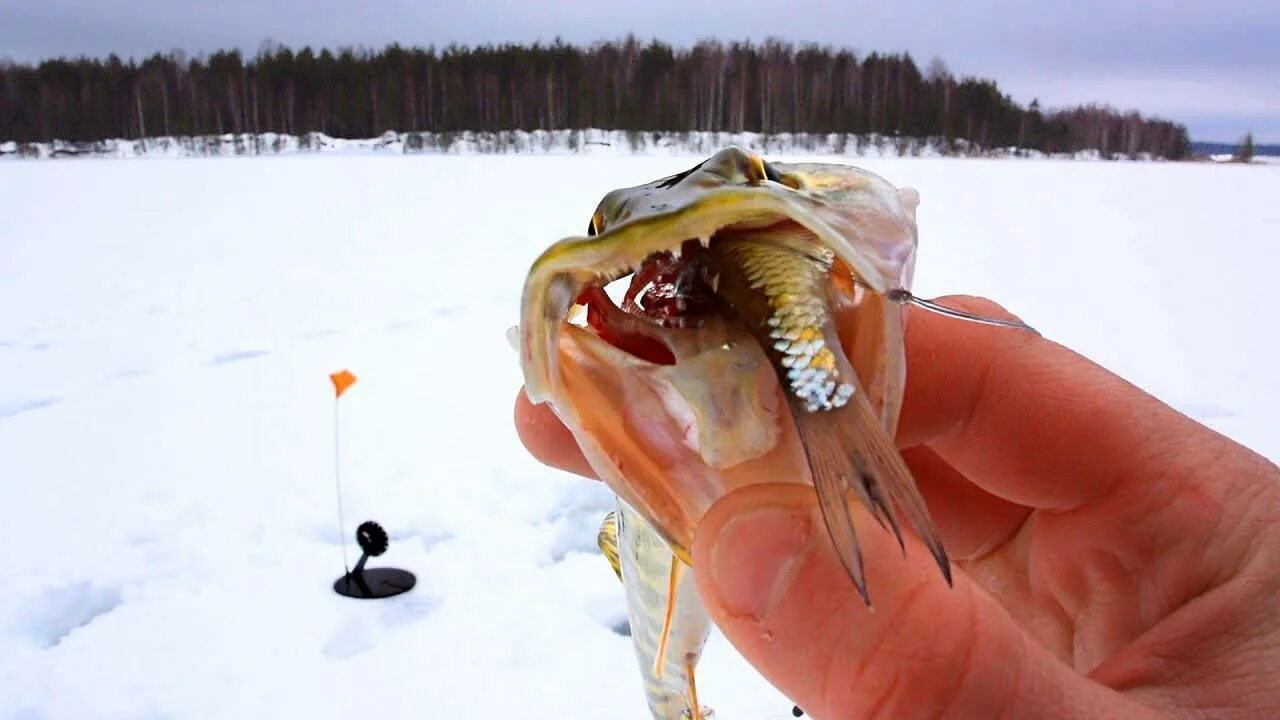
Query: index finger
[[898, 295, 1210, 510]]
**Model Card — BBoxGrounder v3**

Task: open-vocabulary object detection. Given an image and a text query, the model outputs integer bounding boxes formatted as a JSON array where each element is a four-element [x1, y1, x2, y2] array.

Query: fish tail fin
[[791, 387, 951, 605]]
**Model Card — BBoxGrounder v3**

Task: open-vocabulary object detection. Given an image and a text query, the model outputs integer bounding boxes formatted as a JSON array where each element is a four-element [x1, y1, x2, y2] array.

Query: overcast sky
[[3, 0, 1276, 143]]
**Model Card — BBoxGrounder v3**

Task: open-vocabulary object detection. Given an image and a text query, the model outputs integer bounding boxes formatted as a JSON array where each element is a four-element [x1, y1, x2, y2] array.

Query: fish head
[[520, 147, 922, 565]]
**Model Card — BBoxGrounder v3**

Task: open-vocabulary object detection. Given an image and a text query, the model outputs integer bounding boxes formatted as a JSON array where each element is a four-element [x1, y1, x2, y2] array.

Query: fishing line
[[887, 288, 1041, 335], [851, 279, 1041, 336], [333, 396, 350, 573]]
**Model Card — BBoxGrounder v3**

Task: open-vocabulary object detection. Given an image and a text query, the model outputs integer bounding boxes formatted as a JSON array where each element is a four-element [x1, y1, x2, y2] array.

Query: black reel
[[356, 521, 389, 557], [333, 519, 416, 600]]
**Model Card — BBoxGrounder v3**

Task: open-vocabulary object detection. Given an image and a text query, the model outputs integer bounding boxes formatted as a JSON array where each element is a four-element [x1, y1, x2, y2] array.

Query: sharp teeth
[[671, 246, 682, 260], [710, 274, 720, 292], [699, 235, 711, 249]]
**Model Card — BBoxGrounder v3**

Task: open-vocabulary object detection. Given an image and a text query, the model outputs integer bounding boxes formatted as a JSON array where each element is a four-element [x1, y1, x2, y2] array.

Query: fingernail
[[710, 504, 811, 619], [505, 325, 520, 353]]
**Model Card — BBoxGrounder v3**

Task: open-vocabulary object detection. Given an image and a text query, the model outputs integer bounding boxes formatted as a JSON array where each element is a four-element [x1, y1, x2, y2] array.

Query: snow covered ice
[[0, 153, 1276, 719]]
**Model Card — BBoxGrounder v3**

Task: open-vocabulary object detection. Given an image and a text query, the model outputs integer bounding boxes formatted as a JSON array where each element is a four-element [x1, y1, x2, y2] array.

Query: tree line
[[0, 38, 1190, 158]]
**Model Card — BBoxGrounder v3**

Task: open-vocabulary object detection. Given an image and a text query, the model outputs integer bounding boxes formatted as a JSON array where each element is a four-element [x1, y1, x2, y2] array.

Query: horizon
[[1, 0, 1276, 144]]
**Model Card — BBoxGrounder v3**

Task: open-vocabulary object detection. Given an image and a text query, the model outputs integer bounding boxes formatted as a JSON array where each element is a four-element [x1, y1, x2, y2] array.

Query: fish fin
[[843, 387, 951, 586], [652, 555, 683, 679], [791, 403, 871, 605], [685, 657, 705, 720], [597, 511, 623, 582], [790, 385, 951, 604]]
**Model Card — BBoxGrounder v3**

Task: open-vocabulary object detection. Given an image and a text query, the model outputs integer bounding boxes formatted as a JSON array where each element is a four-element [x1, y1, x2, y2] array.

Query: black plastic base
[[333, 568, 416, 599]]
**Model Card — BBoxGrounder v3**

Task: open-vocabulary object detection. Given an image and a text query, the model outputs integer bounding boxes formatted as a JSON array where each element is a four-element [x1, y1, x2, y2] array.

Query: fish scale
[[716, 239, 856, 413]]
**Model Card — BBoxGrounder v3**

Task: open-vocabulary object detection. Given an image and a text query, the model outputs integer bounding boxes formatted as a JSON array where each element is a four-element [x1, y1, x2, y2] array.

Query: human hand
[[514, 296, 1280, 719]]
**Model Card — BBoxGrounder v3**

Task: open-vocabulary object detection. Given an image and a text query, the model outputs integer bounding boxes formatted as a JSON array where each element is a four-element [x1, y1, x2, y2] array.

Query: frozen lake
[[1, 154, 1276, 719]]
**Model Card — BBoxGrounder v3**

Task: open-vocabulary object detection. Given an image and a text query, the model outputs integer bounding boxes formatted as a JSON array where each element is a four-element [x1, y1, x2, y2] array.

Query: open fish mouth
[[520, 148, 947, 600]]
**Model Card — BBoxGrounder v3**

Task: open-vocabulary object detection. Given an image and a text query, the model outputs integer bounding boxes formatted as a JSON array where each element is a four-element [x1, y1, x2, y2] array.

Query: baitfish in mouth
[[520, 147, 949, 603]]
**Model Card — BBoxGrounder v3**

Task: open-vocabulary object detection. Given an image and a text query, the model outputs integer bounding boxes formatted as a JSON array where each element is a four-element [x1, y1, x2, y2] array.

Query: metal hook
[[882, 288, 1040, 335]]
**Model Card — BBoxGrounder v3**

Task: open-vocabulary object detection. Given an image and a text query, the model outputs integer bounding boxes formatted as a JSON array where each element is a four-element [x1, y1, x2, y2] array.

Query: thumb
[[692, 484, 1157, 720]]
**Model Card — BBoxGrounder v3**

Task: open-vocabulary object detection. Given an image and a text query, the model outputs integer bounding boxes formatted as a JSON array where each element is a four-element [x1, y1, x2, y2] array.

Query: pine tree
[[1237, 132, 1255, 163]]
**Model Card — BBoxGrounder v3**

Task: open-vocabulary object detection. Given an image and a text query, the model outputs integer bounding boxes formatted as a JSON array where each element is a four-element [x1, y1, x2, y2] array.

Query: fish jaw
[[521, 172, 918, 406]]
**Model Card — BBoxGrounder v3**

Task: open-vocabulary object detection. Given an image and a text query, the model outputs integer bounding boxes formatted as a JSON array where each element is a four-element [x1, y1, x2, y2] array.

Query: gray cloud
[[2, 0, 1276, 142]]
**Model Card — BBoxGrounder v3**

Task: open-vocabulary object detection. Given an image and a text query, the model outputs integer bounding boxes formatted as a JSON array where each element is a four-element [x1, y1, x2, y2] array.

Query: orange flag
[[330, 370, 357, 398]]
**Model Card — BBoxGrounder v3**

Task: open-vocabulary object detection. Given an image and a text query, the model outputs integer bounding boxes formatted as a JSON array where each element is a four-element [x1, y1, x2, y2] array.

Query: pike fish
[[520, 148, 965, 718]]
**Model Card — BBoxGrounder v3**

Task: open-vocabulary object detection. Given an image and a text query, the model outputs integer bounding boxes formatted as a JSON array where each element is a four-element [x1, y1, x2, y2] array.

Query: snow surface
[[0, 155, 1276, 719]]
